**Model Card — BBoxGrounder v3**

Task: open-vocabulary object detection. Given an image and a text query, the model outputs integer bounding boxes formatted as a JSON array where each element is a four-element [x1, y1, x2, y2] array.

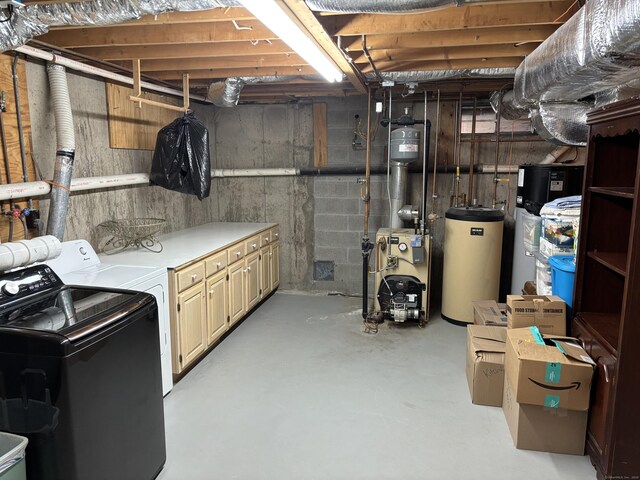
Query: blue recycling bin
[[549, 255, 576, 310]]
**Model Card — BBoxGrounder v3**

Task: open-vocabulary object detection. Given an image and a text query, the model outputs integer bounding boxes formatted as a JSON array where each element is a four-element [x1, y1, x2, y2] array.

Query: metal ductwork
[[367, 68, 515, 84], [1, 0, 241, 51], [305, 0, 490, 13], [529, 102, 591, 147], [207, 75, 322, 107], [493, 0, 640, 145], [512, 0, 640, 106], [489, 90, 528, 121]]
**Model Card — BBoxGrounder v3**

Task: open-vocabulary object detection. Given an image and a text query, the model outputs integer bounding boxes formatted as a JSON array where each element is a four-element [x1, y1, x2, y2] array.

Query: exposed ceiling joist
[[328, 1, 578, 36], [128, 53, 307, 72], [153, 65, 320, 80], [74, 40, 293, 62], [352, 43, 538, 64], [343, 25, 558, 51], [360, 57, 525, 74]]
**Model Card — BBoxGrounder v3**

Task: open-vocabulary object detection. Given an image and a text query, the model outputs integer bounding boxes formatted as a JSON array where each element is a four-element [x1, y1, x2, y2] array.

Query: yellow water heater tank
[[441, 207, 504, 324]]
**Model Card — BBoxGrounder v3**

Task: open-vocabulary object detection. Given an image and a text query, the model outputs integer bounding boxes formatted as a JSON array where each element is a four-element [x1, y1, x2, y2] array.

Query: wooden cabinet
[[572, 98, 640, 480], [228, 259, 246, 326], [206, 270, 228, 347], [260, 245, 271, 299], [271, 240, 280, 289], [169, 225, 280, 376], [245, 252, 260, 311], [175, 283, 206, 371]]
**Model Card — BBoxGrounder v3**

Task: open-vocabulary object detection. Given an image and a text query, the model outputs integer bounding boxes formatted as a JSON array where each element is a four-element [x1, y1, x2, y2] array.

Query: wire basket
[[97, 218, 166, 254]]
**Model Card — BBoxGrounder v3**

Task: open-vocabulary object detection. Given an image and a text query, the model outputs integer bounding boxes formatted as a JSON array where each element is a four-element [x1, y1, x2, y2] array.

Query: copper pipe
[[467, 97, 477, 204], [455, 92, 463, 207], [430, 89, 440, 216], [492, 96, 503, 208], [362, 35, 382, 82]]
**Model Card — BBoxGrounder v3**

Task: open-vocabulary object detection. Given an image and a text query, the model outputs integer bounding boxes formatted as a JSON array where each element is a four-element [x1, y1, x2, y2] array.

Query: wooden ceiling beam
[[361, 57, 523, 73], [39, 20, 277, 48], [327, 1, 578, 36], [49, 8, 255, 31], [152, 65, 320, 80], [343, 24, 558, 51], [75, 40, 293, 62], [352, 43, 538, 64], [130, 54, 307, 72], [278, 0, 366, 93]]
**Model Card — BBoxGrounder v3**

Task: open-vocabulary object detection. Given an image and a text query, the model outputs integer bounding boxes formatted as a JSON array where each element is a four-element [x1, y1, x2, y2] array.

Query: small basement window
[[461, 104, 532, 135]]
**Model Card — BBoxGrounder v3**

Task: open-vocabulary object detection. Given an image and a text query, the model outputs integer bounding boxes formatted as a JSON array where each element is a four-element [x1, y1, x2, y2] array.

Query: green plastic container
[[0, 432, 28, 480]]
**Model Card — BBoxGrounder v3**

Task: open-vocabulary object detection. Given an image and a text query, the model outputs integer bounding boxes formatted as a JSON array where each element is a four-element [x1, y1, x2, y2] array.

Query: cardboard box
[[473, 300, 507, 327], [502, 376, 588, 455], [505, 327, 594, 411], [466, 325, 507, 406], [507, 295, 567, 335]]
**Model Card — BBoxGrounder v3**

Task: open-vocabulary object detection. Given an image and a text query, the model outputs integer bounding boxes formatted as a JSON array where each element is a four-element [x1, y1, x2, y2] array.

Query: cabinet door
[[245, 251, 260, 311], [587, 344, 617, 466], [260, 246, 271, 299], [229, 261, 245, 326], [206, 270, 228, 346], [177, 283, 206, 371], [270, 241, 280, 289]]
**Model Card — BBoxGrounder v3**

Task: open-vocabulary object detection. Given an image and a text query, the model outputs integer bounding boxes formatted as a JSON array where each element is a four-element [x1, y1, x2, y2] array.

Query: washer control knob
[[2, 282, 20, 296]]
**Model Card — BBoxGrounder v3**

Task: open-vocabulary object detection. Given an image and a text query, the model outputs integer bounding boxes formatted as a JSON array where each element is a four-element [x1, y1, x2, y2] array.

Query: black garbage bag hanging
[[150, 111, 211, 200]]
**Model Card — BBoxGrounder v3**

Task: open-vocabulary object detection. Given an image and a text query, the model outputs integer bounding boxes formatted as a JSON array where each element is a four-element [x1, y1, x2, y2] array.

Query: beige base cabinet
[[206, 270, 228, 347], [175, 283, 206, 372], [170, 224, 279, 377]]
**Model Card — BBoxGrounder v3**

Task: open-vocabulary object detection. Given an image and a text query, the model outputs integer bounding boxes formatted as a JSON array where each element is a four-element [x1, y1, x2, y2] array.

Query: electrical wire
[[0, 5, 13, 23], [552, 0, 579, 23]]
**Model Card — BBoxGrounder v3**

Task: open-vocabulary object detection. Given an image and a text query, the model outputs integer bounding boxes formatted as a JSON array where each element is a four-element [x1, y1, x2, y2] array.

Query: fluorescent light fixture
[[239, 0, 343, 83]]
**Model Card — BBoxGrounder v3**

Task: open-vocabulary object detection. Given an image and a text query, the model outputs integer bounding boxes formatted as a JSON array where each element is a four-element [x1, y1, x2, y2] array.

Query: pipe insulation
[[1, 0, 241, 51], [529, 102, 591, 146], [305, 0, 492, 13], [46, 63, 75, 241]]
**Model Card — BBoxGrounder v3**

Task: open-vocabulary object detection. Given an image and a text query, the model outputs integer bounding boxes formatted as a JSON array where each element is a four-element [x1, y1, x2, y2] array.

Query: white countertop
[[99, 222, 275, 269]]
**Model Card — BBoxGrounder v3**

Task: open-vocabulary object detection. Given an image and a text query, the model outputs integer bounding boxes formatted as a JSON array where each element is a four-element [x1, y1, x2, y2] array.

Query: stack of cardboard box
[[503, 327, 594, 454], [467, 295, 595, 455]]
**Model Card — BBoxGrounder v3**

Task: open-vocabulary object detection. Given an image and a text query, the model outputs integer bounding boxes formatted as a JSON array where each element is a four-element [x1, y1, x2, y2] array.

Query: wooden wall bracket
[[129, 60, 190, 113]]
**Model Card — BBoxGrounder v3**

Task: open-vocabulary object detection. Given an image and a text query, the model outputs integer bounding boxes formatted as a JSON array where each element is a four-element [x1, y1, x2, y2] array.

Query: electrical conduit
[[46, 63, 75, 241]]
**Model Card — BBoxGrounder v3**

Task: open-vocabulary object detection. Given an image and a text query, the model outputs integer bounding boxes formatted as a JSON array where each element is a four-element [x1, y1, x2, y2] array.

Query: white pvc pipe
[[210, 168, 298, 177], [70, 173, 150, 191], [0, 235, 61, 272], [15, 45, 209, 104], [540, 146, 572, 164]]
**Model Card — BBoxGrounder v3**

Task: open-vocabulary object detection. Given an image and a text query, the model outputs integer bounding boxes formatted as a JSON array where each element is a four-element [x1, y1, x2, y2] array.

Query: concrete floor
[[156, 292, 597, 480]]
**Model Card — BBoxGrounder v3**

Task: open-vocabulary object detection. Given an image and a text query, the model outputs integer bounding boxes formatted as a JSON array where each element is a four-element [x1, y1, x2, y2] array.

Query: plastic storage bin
[[549, 255, 577, 308], [534, 252, 553, 296], [521, 209, 542, 253], [0, 432, 28, 480]]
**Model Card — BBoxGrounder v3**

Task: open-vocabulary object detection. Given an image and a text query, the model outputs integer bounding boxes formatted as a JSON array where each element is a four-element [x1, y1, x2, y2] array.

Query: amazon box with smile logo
[[505, 326, 594, 411]]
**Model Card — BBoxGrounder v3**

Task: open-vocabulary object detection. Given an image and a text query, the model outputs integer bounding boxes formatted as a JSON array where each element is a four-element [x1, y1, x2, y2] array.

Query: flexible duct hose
[[46, 63, 75, 241]]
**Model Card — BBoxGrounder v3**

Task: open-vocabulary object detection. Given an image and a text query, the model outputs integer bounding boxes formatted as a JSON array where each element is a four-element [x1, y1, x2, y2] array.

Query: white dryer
[[46, 240, 173, 396]]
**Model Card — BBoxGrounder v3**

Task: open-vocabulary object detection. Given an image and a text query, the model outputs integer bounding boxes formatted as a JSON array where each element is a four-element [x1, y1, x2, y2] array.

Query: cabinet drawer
[[260, 230, 271, 246], [177, 263, 205, 293], [205, 251, 227, 277], [270, 226, 280, 243], [245, 236, 260, 256], [228, 243, 245, 265]]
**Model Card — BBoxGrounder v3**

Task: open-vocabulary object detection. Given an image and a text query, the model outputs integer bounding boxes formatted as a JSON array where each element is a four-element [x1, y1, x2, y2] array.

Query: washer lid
[[445, 207, 505, 222]]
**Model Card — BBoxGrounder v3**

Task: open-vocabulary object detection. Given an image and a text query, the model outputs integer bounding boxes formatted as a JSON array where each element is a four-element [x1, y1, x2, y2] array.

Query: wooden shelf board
[[577, 312, 620, 353], [587, 251, 627, 277], [589, 186, 635, 199]]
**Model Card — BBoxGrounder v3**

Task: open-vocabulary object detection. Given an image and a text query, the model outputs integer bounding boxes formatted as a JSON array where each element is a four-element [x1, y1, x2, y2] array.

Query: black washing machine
[[0, 265, 166, 480]]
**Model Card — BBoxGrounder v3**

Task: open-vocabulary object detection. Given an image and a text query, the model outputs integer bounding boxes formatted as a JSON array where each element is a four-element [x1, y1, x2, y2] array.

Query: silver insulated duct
[[512, 0, 640, 106], [529, 102, 591, 147], [46, 63, 75, 241], [305, 0, 490, 13], [1, 0, 241, 51], [493, 0, 640, 145], [367, 69, 515, 84], [207, 75, 322, 107]]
